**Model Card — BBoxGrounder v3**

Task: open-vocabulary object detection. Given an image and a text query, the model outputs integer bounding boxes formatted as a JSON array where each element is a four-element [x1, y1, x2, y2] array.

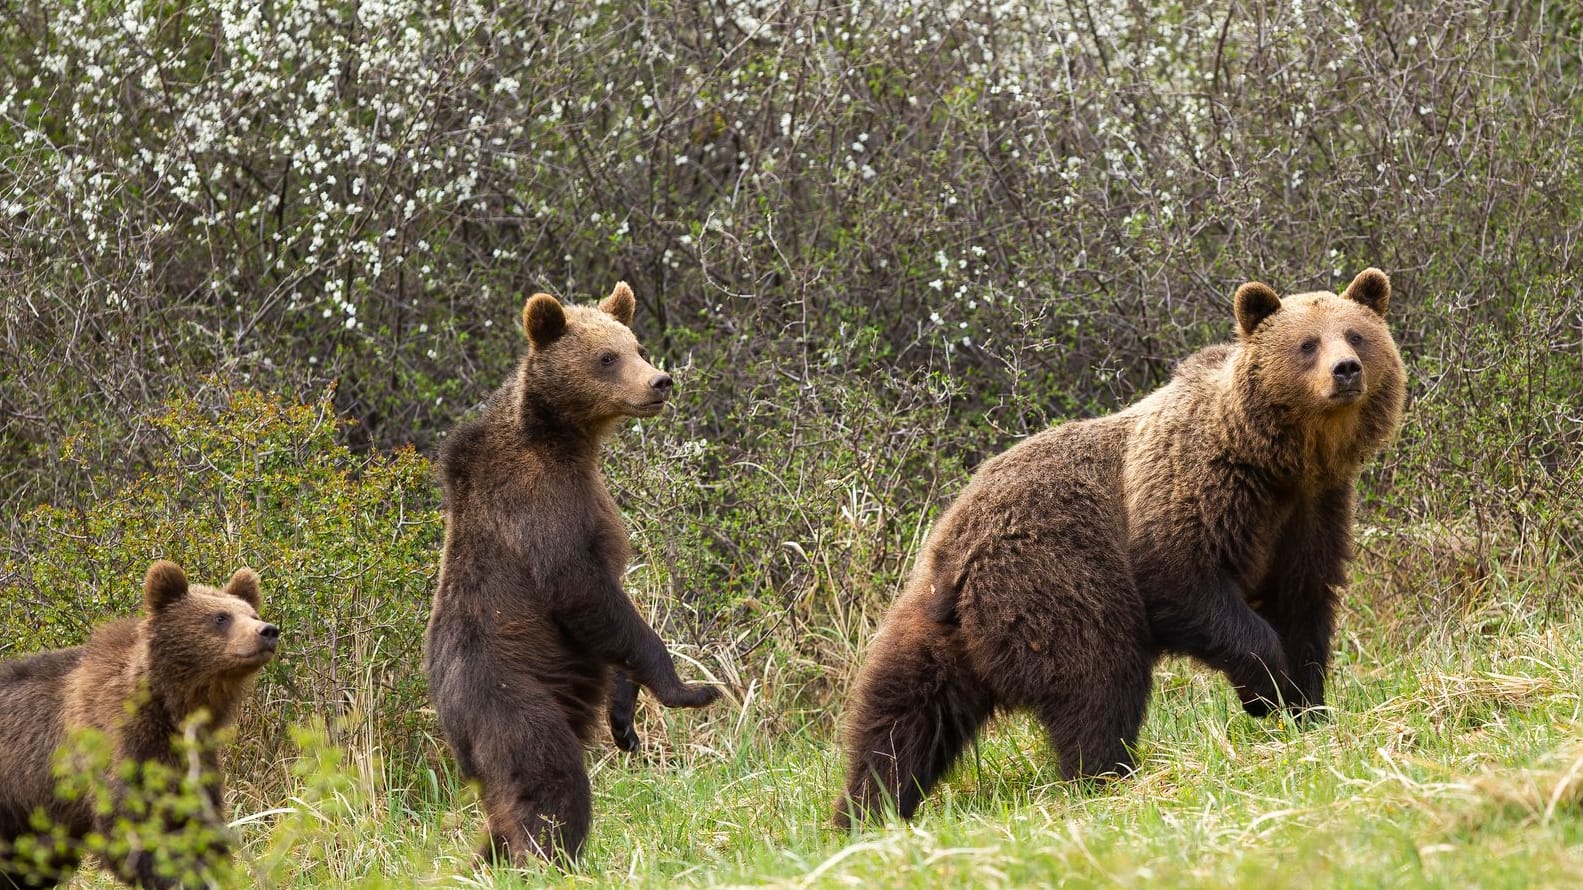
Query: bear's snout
[[259, 623, 280, 650], [1331, 357, 1362, 394], [649, 372, 674, 395]]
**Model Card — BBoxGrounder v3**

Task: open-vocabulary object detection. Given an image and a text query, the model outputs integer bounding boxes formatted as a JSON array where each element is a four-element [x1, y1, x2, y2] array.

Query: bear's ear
[[522, 293, 567, 348], [144, 560, 188, 614], [1234, 281, 1283, 337], [599, 281, 636, 327], [1342, 267, 1391, 317], [224, 568, 262, 609]]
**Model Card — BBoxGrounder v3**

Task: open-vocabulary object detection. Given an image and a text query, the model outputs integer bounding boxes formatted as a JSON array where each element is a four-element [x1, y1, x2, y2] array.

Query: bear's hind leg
[[477, 734, 591, 866], [836, 616, 993, 827], [465, 695, 592, 867]]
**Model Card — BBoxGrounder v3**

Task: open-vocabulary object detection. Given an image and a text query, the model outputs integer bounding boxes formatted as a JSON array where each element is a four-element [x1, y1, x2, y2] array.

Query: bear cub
[[424, 282, 719, 866], [838, 269, 1406, 825], [0, 560, 278, 889]]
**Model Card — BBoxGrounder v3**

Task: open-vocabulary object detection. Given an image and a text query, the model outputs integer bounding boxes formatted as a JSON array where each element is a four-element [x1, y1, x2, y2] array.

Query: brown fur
[[837, 269, 1406, 825], [423, 282, 718, 866], [0, 561, 277, 889]]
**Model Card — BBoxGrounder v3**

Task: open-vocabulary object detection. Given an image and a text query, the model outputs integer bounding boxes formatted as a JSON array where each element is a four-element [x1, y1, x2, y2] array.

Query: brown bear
[[424, 281, 719, 866], [836, 268, 1405, 825], [0, 560, 278, 888]]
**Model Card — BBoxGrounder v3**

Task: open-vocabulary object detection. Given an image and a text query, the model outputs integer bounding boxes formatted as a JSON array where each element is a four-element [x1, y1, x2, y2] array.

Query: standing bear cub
[[0, 560, 278, 888], [425, 282, 719, 865], [838, 269, 1405, 825]]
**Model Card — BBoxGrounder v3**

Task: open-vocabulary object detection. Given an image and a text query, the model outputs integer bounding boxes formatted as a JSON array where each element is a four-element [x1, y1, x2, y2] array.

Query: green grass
[[65, 605, 1581, 889]]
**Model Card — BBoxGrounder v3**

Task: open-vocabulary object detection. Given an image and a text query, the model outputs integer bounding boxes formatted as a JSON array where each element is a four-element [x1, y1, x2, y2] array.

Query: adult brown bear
[[424, 282, 719, 865], [837, 269, 1405, 825]]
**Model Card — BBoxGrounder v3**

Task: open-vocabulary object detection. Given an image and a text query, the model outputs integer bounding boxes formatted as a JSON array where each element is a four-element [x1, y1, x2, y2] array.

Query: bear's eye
[[1347, 331, 1364, 347], [1300, 339, 1319, 354], [599, 351, 618, 367], [214, 613, 230, 629]]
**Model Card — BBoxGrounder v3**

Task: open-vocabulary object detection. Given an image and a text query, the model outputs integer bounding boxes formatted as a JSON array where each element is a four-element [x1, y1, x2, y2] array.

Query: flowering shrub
[[0, 0, 1578, 696]]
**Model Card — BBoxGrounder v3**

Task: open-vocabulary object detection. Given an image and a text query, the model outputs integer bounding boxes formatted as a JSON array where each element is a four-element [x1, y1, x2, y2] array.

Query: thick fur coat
[[424, 283, 718, 865], [837, 269, 1406, 825]]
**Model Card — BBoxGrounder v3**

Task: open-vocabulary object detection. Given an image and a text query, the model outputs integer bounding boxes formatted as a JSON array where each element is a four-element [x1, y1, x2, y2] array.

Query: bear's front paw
[[662, 683, 720, 709], [1235, 675, 1285, 718], [1281, 673, 1325, 722], [1239, 691, 1278, 718], [610, 717, 642, 752]]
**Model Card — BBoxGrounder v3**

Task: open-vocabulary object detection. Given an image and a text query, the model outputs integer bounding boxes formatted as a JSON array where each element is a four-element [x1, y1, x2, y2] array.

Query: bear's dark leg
[[1033, 647, 1152, 780], [0, 825, 79, 889], [103, 803, 225, 889], [0, 875, 56, 890], [437, 666, 594, 867], [553, 577, 719, 710], [0, 871, 64, 890], [608, 670, 641, 752], [475, 713, 592, 866], [1144, 574, 1292, 717], [1258, 593, 1334, 716], [121, 851, 179, 890], [1254, 490, 1352, 716], [835, 617, 993, 827]]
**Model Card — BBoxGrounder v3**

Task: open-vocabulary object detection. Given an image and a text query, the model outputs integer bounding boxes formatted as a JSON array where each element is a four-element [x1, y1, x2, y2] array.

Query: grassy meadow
[[98, 592, 1581, 889]]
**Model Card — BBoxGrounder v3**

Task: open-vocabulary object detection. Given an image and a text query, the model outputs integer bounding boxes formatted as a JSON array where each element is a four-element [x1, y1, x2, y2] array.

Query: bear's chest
[[1128, 459, 1299, 592], [1237, 507, 1296, 594]]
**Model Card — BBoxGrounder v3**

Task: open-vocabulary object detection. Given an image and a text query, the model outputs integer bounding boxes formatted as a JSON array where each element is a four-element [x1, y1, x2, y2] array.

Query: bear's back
[[0, 646, 81, 734], [436, 414, 496, 505], [61, 618, 141, 734], [0, 645, 82, 687], [0, 646, 87, 838]]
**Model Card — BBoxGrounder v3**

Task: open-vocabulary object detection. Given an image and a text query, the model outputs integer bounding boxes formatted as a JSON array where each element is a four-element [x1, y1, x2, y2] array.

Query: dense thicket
[[1, 1, 1579, 781]]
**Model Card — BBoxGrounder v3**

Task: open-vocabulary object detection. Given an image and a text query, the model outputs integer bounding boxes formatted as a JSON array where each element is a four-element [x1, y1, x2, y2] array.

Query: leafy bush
[[0, 387, 442, 792], [1359, 275, 1583, 633], [606, 365, 973, 726], [5, 0, 1580, 517]]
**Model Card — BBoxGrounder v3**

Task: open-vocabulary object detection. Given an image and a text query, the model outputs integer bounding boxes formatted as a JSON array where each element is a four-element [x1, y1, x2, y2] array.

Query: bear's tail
[[834, 603, 993, 827]]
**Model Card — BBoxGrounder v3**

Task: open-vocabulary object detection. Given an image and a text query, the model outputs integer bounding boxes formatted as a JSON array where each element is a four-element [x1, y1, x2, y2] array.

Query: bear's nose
[[259, 624, 280, 648], [649, 373, 674, 393], [1332, 358, 1363, 390]]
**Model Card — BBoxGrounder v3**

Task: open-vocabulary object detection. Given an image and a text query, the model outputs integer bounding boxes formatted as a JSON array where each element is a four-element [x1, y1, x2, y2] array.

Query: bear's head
[[142, 560, 279, 701], [1230, 268, 1406, 473], [517, 281, 674, 433]]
